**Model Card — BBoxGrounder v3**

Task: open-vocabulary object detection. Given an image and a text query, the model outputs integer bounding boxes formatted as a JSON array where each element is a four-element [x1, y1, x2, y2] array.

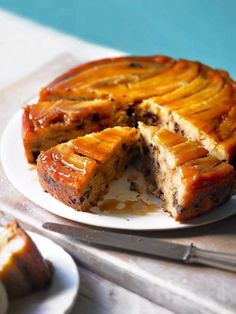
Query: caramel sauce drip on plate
[[99, 198, 159, 215]]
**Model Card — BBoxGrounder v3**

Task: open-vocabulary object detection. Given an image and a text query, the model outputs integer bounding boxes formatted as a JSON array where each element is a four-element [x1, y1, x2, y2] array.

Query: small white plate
[[1, 109, 236, 230], [5, 230, 80, 314]]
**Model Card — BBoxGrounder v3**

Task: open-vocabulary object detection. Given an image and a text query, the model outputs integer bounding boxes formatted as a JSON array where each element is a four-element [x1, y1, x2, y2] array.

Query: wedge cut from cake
[[37, 126, 139, 211], [139, 122, 234, 221], [0, 221, 52, 299]]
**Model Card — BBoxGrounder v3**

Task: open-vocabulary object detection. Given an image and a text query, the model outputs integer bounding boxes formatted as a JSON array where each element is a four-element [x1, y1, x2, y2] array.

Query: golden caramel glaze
[[179, 156, 234, 189], [37, 127, 139, 210], [23, 56, 176, 162], [149, 124, 234, 191], [0, 221, 52, 299], [26, 99, 115, 129], [23, 55, 236, 162], [22, 99, 116, 163], [154, 128, 209, 168], [37, 142, 99, 210], [38, 144, 98, 191], [137, 64, 236, 161], [40, 56, 175, 103], [69, 127, 139, 163]]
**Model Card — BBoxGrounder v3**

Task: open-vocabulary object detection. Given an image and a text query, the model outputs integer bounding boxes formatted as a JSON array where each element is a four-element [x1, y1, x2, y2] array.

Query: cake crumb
[[129, 181, 143, 194]]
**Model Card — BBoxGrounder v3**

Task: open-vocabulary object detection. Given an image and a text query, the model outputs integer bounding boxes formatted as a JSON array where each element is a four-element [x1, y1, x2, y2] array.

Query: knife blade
[[43, 222, 236, 272]]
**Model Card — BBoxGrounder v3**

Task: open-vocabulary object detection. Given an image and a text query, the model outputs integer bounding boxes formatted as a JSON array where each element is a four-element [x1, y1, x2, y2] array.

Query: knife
[[43, 222, 236, 272]]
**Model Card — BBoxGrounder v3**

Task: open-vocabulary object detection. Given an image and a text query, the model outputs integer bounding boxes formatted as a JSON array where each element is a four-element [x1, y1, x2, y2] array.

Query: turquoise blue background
[[1, 0, 236, 78]]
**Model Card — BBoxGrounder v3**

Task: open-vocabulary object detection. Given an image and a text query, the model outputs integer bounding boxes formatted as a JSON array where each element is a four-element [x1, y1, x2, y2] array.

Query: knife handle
[[184, 244, 236, 272]]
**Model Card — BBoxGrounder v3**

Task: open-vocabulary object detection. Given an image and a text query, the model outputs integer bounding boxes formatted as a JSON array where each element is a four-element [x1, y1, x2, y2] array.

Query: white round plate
[[2, 230, 80, 314], [1, 110, 236, 230]]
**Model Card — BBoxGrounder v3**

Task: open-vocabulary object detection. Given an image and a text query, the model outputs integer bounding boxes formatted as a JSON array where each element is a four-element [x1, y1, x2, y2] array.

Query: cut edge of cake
[[138, 122, 234, 221], [136, 84, 236, 162]]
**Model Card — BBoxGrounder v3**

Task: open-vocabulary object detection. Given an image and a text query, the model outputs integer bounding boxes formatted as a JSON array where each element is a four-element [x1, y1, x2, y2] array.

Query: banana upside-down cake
[[22, 55, 236, 221]]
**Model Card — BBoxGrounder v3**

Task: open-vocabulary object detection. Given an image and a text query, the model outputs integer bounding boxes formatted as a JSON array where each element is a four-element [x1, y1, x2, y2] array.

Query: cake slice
[[37, 126, 140, 211], [139, 122, 234, 221], [0, 221, 52, 299]]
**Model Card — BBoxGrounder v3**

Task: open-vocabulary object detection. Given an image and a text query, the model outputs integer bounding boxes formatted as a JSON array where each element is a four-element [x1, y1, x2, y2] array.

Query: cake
[[22, 56, 236, 164], [139, 122, 234, 221], [0, 221, 52, 299], [37, 126, 139, 211], [21, 55, 236, 220]]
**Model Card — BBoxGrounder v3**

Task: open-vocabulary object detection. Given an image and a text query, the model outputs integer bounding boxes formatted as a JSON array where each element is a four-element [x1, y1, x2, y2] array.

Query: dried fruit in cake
[[139, 122, 234, 221], [0, 221, 52, 299], [37, 126, 140, 211], [136, 64, 236, 161]]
